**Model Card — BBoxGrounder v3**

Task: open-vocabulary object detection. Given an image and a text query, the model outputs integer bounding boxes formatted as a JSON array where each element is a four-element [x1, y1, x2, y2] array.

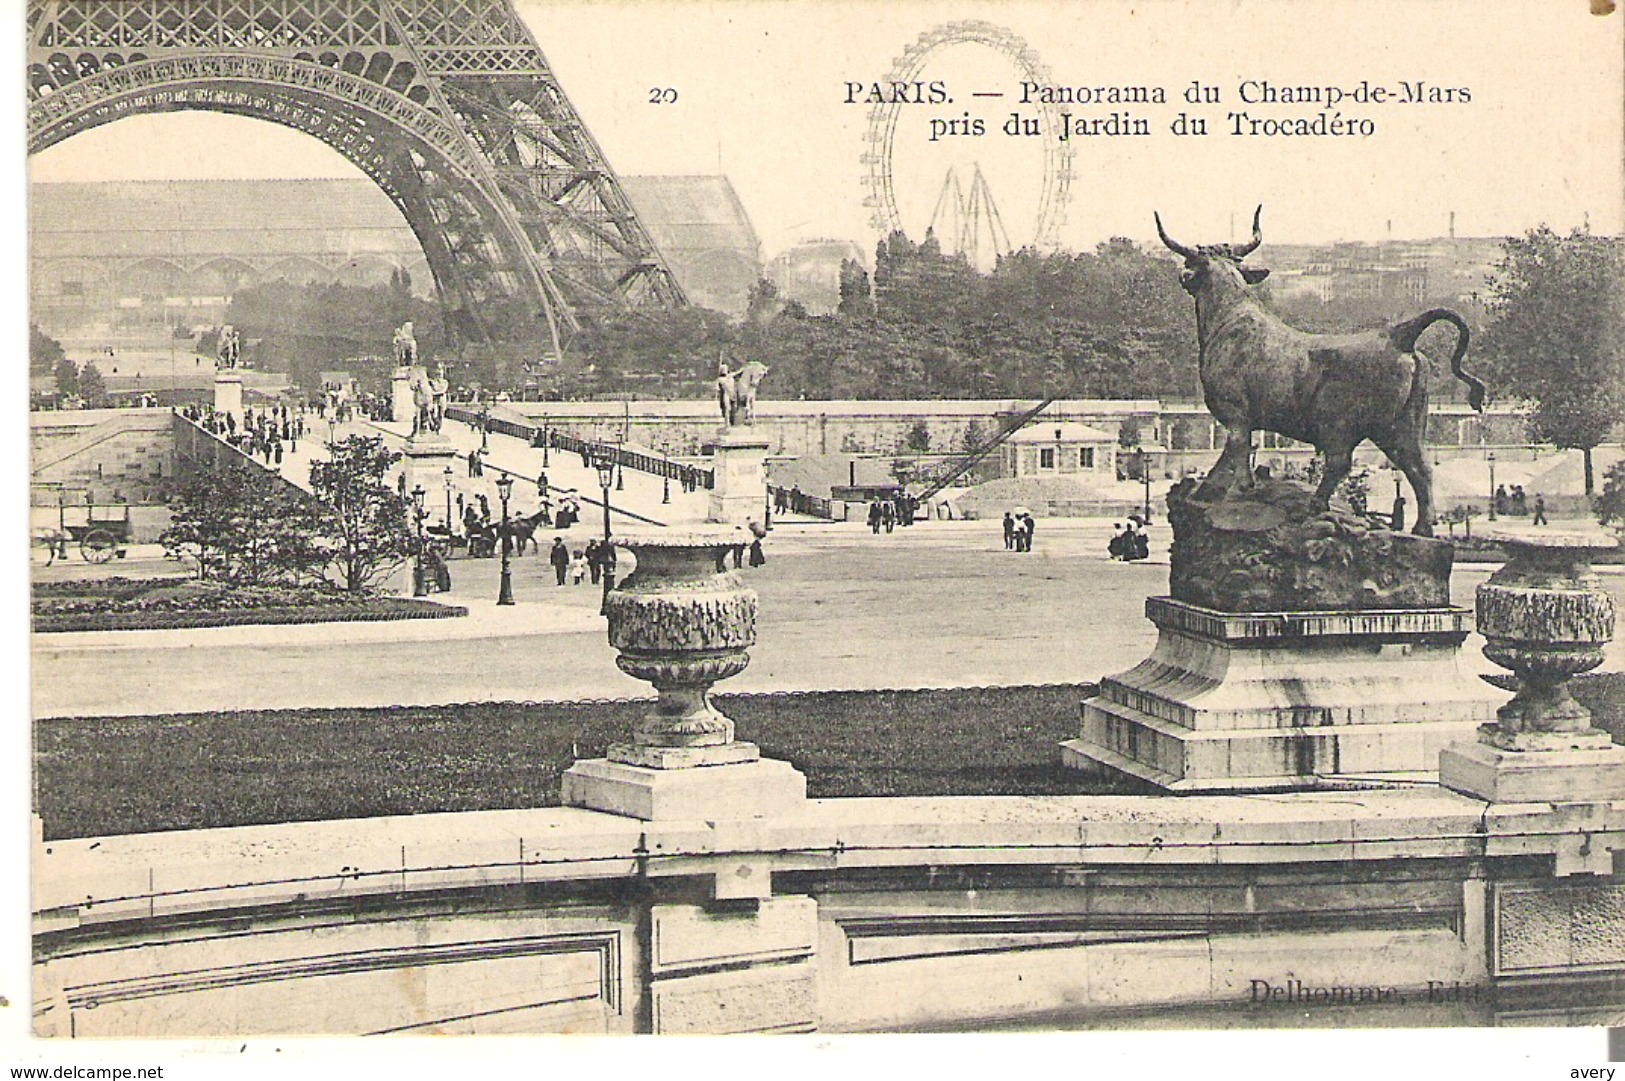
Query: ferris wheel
[[861, 21, 1074, 252]]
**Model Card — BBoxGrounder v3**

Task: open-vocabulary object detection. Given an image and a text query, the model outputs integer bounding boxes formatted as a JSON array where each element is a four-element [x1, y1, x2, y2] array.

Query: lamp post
[[1488, 451, 1498, 521], [326, 415, 336, 450], [541, 413, 550, 467], [661, 441, 671, 504], [411, 485, 427, 597], [597, 459, 615, 614], [443, 465, 454, 529], [1139, 448, 1153, 524], [480, 403, 490, 451], [496, 473, 515, 606]]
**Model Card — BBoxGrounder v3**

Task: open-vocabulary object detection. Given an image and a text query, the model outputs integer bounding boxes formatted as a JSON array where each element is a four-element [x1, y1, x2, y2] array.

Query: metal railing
[[446, 404, 713, 490], [769, 484, 833, 519], [445, 404, 842, 520]]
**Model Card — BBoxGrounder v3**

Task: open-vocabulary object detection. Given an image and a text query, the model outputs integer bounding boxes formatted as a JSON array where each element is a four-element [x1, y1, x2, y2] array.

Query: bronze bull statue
[[1156, 206, 1486, 536]]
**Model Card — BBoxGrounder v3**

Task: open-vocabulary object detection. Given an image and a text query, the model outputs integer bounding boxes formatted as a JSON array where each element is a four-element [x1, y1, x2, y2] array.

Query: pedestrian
[[1108, 523, 1127, 560], [477, 494, 491, 523], [537, 471, 548, 499], [1129, 523, 1149, 561], [273, 440, 283, 466], [1003, 512, 1016, 551], [1494, 484, 1508, 518], [549, 537, 569, 585], [1019, 513, 1035, 552], [1533, 493, 1548, 526], [868, 501, 882, 535], [881, 501, 895, 534], [748, 520, 768, 568], [569, 548, 589, 584], [586, 538, 603, 584], [467, 452, 478, 478]]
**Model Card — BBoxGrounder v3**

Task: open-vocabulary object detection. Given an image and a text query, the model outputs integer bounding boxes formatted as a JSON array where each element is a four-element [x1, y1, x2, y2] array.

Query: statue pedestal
[[1059, 598, 1501, 791], [212, 370, 243, 426], [402, 432, 458, 526], [391, 367, 416, 427], [708, 429, 770, 529], [1438, 530, 1624, 805], [561, 530, 806, 845]]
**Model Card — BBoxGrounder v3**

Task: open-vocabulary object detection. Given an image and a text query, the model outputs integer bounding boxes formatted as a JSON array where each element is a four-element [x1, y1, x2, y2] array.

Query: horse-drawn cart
[[41, 503, 132, 565]]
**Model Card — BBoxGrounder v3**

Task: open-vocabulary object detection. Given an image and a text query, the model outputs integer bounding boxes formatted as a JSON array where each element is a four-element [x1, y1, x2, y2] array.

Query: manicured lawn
[[34, 684, 1139, 840], [36, 675, 1625, 841]]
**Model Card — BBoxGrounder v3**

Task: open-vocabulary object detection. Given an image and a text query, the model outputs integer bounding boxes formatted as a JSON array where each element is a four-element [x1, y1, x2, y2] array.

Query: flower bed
[[32, 577, 465, 633]]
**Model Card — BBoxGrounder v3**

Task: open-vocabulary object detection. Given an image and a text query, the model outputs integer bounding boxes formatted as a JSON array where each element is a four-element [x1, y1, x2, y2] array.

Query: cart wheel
[[81, 530, 116, 563]]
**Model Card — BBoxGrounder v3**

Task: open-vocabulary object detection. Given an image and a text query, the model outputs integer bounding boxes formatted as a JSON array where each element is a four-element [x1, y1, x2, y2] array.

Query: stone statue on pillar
[[717, 359, 769, 427], [392, 321, 417, 368], [215, 325, 240, 370]]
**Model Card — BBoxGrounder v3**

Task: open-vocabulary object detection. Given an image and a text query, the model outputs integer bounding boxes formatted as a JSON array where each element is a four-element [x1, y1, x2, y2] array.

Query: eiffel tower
[[26, 0, 687, 352]]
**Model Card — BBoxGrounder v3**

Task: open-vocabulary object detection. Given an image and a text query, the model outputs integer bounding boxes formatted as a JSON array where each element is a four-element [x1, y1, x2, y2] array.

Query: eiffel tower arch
[[26, 0, 687, 352]]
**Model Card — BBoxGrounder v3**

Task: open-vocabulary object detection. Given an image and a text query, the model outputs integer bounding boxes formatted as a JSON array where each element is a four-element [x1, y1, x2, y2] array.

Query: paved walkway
[[37, 511, 1622, 720]]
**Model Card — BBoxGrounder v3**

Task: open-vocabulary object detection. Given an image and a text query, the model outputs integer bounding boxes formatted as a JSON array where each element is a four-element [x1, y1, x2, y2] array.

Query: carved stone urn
[[1475, 530, 1617, 750], [603, 528, 758, 769]]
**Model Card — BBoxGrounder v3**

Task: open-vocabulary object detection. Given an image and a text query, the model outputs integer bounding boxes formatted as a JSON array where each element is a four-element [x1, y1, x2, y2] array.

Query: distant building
[[618, 175, 762, 317], [29, 179, 434, 336], [766, 239, 868, 315], [1004, 422, 1119, 479], [31, 174, 766, 332], [1259, 237, 1506, 306]]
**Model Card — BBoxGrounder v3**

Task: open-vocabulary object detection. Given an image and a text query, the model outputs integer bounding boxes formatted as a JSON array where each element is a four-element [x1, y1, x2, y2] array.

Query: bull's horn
[[1234, 205, 1264, 257], [1154, 213, 1197, 259]]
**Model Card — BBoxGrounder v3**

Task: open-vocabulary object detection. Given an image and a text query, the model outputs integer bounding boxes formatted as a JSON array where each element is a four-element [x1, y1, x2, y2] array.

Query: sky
[[24, 0, 1625, 259]]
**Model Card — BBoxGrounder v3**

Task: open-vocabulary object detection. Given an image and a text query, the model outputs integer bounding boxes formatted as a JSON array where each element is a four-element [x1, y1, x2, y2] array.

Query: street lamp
[[597, 459, 616, 613], [480, 403, 490, 451], [443, 465, 454, 529], [326, 415, 336, 450], [541, 413, 551, 467], [411, 485, 428, 597], [661, 441, 671, 504], [1487, 451, 1498, 521], [1139, 448, 1153, 524], [495, 473, 515, 606]]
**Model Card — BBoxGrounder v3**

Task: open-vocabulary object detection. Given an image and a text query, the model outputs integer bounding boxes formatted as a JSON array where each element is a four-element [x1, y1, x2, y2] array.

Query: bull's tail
[[1389, 308, 1485, 412]]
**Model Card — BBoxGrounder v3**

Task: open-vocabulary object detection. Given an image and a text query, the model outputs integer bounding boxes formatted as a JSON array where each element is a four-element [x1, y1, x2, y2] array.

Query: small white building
[[1004, 422, 1119, 479]]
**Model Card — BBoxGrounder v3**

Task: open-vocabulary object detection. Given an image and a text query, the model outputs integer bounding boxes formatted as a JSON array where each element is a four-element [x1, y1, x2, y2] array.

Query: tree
[[161, 465, 329, 584], [837, 259, 873, 319], [904, 419, 932, 452], [1481, 227, 1625, 494], [53, 356, 79, 398], [76, 362, 109, 408], [30, 323, 64, 377], [1597, 460, 1625, 532], [308, 435, 416, 592]]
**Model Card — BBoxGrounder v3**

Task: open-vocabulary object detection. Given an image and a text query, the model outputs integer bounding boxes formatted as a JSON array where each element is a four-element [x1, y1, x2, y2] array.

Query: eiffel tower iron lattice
[[26, 0, 687, 352]]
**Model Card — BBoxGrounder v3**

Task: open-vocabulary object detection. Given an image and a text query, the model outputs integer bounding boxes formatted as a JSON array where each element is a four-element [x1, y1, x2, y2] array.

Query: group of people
[[1492, 484, 1548, 525], [1108, 519, 1152, 562], [867, 493, 919, 534], [548, 535, 617, 586], [1002, 511, 1037, 552], [182, 401, 305, 466]]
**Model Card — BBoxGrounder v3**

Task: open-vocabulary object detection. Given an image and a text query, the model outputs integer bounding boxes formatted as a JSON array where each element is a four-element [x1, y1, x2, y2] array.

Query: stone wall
[[33, 790, 1625, 1036], [31, 408, 176, 508]]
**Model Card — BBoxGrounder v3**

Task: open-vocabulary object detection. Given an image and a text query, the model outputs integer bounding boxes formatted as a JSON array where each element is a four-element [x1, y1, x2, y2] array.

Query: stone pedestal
[[1439, 530, 1625, 804], [402, 431, 458, 525], [708, 429, 770, 529], [212, 370, 242, 426], [391, 366, 415, 427], [561, 529, 805, 824], [1060, 598, 1501, 791]]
